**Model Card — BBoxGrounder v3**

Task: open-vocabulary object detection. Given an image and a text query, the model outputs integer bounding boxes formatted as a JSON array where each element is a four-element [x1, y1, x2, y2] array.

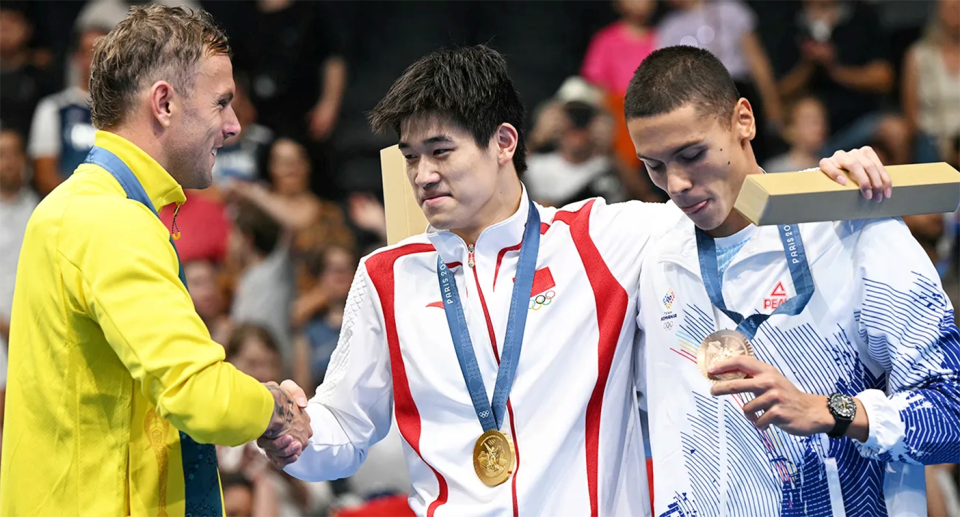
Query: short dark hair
[[624, 46, 740, 124], [233, 200, 281, 256], [369, 45, 528, 174]]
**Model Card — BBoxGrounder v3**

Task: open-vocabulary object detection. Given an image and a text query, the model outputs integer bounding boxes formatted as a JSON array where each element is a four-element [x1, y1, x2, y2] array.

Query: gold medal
[[697, 329, 755, 381], [473, 429, 516, 487]]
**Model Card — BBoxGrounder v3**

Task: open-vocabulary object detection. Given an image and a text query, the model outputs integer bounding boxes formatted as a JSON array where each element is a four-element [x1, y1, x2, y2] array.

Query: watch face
[[829, 394, 856, 419]]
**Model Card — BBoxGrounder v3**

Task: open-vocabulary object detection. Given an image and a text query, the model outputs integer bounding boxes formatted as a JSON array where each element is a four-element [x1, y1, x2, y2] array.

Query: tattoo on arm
[[266, 385, 296, 437]]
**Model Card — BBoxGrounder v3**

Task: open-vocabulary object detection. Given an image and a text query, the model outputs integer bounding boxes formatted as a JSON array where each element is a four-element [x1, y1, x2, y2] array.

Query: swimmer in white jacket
[[629, 45, 957, 517]]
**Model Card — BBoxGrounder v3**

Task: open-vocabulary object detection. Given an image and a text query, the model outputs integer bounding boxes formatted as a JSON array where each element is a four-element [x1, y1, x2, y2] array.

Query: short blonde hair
[[89, 4, 230, 129]]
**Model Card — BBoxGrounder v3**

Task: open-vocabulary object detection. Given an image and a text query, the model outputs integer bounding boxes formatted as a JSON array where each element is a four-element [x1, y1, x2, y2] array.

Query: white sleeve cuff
[[855, 388, 905, 457], [282, 402, 366, 482]]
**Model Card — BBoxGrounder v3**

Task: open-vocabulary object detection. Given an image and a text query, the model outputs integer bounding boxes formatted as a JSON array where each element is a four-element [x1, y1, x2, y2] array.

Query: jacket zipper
[[170, 203, 182, 240]]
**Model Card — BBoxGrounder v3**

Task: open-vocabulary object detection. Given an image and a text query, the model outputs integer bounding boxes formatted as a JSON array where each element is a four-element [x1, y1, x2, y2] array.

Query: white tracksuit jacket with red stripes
[[285, 188, 682, 516]]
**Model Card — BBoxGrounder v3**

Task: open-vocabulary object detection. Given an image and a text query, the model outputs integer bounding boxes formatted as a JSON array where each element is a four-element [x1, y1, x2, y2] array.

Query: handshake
[[258, 380, 313, 468]]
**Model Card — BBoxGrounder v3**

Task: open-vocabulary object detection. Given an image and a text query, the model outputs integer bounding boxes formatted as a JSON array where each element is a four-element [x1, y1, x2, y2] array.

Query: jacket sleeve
[[851, 217, 960, 464], [67, 201, 274, 446], [284, 259, 394, 481]]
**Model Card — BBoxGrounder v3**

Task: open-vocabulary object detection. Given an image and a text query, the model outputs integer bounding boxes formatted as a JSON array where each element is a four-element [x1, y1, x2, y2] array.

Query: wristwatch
[[826, 393, 857, 438]]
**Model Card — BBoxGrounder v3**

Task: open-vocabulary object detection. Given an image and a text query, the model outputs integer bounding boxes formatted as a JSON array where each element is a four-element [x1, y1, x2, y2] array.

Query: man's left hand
[[709, 356, 833, 436], [819, 146, 892, 202]]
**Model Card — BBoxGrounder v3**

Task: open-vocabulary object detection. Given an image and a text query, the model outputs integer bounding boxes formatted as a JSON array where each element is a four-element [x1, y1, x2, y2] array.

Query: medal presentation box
[[382, 145, 429, 245], [736, 163, 960, 226]]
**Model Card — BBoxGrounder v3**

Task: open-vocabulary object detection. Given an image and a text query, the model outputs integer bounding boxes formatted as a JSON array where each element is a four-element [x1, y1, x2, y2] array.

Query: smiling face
[[398, 116, 520, 241], [626, 99, 757, 235], [165, 54, 240, 189]]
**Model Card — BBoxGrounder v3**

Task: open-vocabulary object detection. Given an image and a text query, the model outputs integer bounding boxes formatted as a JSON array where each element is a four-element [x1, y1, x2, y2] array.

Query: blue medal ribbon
[[695, 224, 814, 340], [437, 198, 540, 432]]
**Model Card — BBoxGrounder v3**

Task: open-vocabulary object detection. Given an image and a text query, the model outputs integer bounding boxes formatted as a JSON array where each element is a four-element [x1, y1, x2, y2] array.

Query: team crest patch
[[662, 289, 676, 310], [661, 288, 678, 331]]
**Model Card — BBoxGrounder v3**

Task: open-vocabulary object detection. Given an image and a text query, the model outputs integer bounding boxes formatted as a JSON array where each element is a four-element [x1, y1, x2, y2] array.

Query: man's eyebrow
[[636, 139, 703, 161], [398, 134, 455, 149]]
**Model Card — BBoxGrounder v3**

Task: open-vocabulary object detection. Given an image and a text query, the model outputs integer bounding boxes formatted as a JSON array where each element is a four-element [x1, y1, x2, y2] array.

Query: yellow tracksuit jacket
[[0, 131, 275, 516]]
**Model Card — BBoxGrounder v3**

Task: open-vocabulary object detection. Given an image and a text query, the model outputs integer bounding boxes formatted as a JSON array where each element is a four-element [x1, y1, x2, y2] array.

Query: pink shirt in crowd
[[581, 22, 657, 95]]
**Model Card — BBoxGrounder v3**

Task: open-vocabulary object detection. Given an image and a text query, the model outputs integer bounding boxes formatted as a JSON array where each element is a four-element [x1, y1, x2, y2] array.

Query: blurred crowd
[[0, 0, 958, 516]]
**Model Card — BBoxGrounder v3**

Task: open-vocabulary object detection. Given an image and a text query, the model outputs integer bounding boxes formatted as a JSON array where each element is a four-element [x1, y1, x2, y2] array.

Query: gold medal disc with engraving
[[697, 329, 755, 381], [473, 429, 516, 487]]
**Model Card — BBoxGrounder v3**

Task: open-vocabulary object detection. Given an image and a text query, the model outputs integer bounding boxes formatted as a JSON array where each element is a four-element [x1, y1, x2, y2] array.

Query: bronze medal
[[697, 329, 755, 381], [473, 429, 516, 487]]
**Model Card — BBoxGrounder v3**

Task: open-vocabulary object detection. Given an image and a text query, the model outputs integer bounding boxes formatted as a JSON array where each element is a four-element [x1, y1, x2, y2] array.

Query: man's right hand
[[258, 380, 312, 468]]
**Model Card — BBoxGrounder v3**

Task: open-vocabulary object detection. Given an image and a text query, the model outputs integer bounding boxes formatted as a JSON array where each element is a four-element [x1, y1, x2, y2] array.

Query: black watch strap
[[827, 393, 856, 438]]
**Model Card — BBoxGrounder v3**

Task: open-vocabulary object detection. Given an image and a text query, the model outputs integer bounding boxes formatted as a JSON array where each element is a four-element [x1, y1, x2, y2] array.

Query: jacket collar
[[657, 213, 791, 276], [94, 130, 186, 213], [426, 185, 533, 265]]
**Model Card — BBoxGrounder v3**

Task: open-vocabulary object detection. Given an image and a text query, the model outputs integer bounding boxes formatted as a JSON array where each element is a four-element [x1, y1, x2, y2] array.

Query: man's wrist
[[263, 384, 294, 438], [844, 398, 870, 443], [816, 395, 869, 442]]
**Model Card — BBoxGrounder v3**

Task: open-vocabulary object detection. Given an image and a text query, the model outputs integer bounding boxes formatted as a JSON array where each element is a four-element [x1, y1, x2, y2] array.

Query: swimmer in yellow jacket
[[0, 6, 311, 516]]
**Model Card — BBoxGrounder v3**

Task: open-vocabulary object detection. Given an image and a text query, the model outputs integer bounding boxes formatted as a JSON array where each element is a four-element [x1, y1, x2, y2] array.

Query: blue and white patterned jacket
[[638, 214, 960, 517]]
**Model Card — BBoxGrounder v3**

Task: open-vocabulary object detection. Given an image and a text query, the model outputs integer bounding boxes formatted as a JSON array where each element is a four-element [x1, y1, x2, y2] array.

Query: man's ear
[[732, 98, 756, 142], [496, 123, 519, 168], [149, 80, 177, 129]]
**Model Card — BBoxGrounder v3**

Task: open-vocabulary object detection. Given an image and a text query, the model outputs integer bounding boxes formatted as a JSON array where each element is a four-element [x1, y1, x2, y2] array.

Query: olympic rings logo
[[529, 290, 556, 311]]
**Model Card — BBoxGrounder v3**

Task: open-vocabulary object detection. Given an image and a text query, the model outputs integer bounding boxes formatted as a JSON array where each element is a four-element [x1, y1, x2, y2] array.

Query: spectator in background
[[227, 137, 355, 292], [346, 192, 388, 255], [777, 0, 909, 164], [0, 128, 38, 355], [581, 0, 658, 172], [228, 0, 347, 198], [74, 0, 200, 31], [221, 471, 276, 517], [228, 200, 295, 370], [0, 3, 53, 137], [211, 72, 274, 187], [184, 260, 233, 345], [292, 245, 358, 393], [763, 95, 828, 172], [223, 324, 333, 517], [0, 127, 36, 462], [657, 0, 783, 163], [525, 101, 624, 207], [28, 26, 109, 196], [902, 0, 960, 164]]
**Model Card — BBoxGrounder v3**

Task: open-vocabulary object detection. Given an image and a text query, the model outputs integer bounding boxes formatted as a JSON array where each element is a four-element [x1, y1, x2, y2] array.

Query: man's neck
[[706, 210, 751, 238], [623, 21, 649, 37], [451, 176, 523, 245], [109, 124, 173, 176]]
